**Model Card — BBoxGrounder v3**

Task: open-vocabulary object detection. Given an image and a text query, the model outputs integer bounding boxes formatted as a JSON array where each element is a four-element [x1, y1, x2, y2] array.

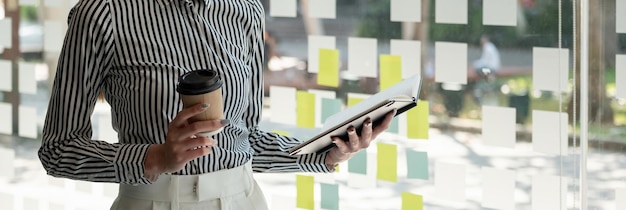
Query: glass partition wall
[[0, 0, 624, 209]]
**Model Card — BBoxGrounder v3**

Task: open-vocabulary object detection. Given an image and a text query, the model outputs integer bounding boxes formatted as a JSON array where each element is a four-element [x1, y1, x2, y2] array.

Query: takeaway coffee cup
[[176, 69, 224, 137]]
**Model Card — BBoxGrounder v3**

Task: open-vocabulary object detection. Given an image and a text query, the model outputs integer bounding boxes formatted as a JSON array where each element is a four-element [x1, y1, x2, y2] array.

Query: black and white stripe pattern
[[39, 0, 330, 185]]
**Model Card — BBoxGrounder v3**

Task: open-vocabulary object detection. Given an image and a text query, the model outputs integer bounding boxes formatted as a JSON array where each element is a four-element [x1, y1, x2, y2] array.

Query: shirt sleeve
[[38, 1, 152, 184], [244, 2, 332, 173]]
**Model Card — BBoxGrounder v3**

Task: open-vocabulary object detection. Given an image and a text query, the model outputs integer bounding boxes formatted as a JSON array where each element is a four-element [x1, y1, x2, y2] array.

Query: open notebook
[[288, 74, 423, 155]]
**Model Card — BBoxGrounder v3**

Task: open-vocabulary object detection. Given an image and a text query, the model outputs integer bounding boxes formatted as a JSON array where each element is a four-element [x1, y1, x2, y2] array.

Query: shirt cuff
[[297, 152, 335, 173], [114, 144, 153, 184]]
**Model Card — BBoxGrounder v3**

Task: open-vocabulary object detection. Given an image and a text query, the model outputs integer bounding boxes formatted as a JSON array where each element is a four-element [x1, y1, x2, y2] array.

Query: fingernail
[[347, 127, 355, 134], [220, 119, 231, 126], [365, 119, 372, 127], [201, 104, 210, 109]]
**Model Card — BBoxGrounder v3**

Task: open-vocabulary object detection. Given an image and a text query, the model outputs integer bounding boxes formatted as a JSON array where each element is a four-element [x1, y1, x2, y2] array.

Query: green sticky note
[[318, 49, 340, 87], [376, 142, 398, 182], [406, 149, 429, 180], [402, 192, 423, 210], [272, 130, 291, 137], [388, 117, 399, 134], [296, 91, 316, 128], [348, 97, 364, 107], [296, 175, 315, 210], [407, 101, 429, 139], [379, 55, 402, 90], [320, 183, 339, 210], [348, 150, 367, 175], [321, 98, 342, 124]]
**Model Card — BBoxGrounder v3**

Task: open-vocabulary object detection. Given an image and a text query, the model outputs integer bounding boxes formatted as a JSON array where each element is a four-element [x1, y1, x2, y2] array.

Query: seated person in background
[[472, 35, 501, 79]]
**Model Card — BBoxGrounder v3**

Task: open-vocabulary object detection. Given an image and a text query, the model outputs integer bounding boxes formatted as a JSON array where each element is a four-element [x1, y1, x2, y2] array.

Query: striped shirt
[[38, 0, 331, 185]]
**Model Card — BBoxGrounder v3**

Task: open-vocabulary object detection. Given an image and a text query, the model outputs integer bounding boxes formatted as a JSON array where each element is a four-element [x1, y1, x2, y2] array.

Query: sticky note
[[435, 42, 468, 84], [0, 60, 11, 91], [532, 47, 569, 92], [271, 194, 296, 210], [347, 97, 365, 107], [98, 113, 118, 143], [318, 49, 340, 87], [270, 86, 296, 125], [532, 110, 568, 156], [308, 0, 336, 19], [49, 202, 64, 210], [19, 0, 38, 5], [0, 193, 13, 210], [377, 143, 398, 182], [296, 175, 315, 210], [0, 18, 12, 49], [321, 98, 342, 124], [308, 36, 336, 73], [69, 0, 80, 7], [309, 89, 337, 127], [44, 21, 65, 52], [19, 62, 37, 94], [618, 0, 626, 33], [483, 0, 517, 26], [402, 192, 423, 210], [0, 146, 15, 178], [380, 55, 402, 90], [616, 55, 626, 99], [435, 162, 465, 202], [76, 181, 93, 194], [320, 183, 339, 210], [347, 172, 376, 188], [348, 150, 367, 175], [296, 91, 316, 128], [272, 130, 291, 137], [388, 117, 399, 134], [391, 0, 421, 22], [435, 0, 467, 24], [23, 197, 40, 210], [406, 149, 428, 180], [0, 103, 12, 135], [44, 0, 62, 7], [270, 0, 297, 17], [532, 174, 566, 210], [616, 188, 626, 209], [407, 101, 429, 139], [19, 106, 37, 139], [348, 37, 378, 78], [482, 167, 515, 210], [390, 40, 421, 79], [482, 106, 516, 148]]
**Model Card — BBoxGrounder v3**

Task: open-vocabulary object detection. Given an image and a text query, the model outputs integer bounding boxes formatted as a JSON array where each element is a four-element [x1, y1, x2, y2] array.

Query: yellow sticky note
[[272, 130, 291, 137], [402, 192, 423, 210], [348, 97, 364, 107], [408, 101, 429, 140], [379, 55, 402, 90], [318, 49, 339, 87], [377, 142, 398, 182], [296, 91, 316, 128], [296, 175, 315, 210]]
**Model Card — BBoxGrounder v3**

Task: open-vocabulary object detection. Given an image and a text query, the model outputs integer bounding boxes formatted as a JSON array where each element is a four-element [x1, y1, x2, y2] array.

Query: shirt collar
[[156, 0, 211, 7]]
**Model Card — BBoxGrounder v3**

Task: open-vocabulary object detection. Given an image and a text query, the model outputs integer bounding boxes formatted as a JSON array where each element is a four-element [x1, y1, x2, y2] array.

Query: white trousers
[[110, 162, 268, 210]]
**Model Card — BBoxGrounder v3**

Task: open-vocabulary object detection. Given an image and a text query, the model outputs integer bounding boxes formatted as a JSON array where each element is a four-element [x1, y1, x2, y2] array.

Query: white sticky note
[[308, 0, 336, 19], [18, 62, 37, 94], [616, 55, 626, 99], [618, 0, 626, 33], [308, 89, 336, 127], [390, 39, 421, 79], [532, 47, 569, 92], [76, 181, 93, 194], [23, 197, 40, 210], [19, 106, 37, 139], [532, 110, 568, 156], [482, 106, 516, 148], [0, 193, 14, 210], [617, 188, 626, 209], [435, 42, 467, 84], [0, 146, 15, 178], [348, 37, 378, 78], [0, 60, 12, 91], [270, 0, 297, 17], [69, 0, 80, 7], [435, 162, 465, 202], [98, 113, 118, 143], [347, 173, 377, 189], [44, 21, 65, 52], [270, 194, 297, 210], [0, 18, 12, 49], [0, 103, 11, 135], [483, 0, 517, 26], [391, 0, 421, 22], [270, 86, 297, 125], [482, 167, 515, 210], [44, 0, 62, 7], [19, 0, 39, 6], [308, 35, 336, 73], [435, 0, 467, 24], [532, 174, 566, 210]]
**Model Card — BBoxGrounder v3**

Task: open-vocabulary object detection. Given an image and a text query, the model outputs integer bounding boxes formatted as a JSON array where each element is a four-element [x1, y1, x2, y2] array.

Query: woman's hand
[[325, 109, 397, 168], [143, 103, 228, 181]]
